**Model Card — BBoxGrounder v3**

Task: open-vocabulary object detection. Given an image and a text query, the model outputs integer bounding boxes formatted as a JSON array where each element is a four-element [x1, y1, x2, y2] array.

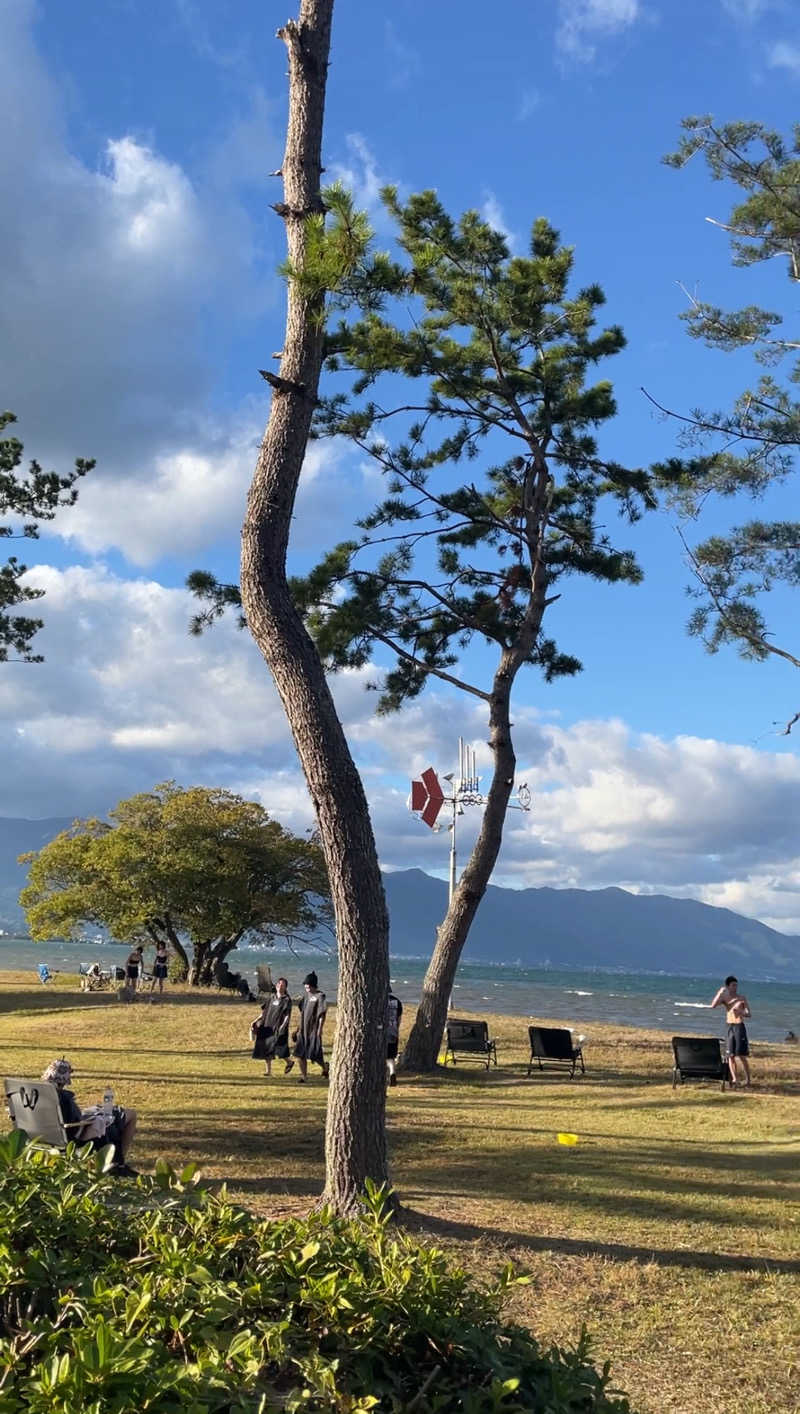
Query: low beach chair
[[36, 963, 54, 985], [527, 1025, 586, 1078], [671, 1036, 728, 1091], [4, 1076, 75, 1148], [444, 1018, 498, 1069]]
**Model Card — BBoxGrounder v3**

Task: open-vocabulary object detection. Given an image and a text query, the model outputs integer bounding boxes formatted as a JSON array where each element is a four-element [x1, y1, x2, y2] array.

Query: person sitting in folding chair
[[41, 1059, 138, 1177], [81, 962, 105, 992]]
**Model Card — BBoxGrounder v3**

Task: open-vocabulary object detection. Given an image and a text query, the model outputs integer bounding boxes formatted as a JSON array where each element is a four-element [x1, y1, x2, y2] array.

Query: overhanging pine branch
[[371, 631, 490, 701]]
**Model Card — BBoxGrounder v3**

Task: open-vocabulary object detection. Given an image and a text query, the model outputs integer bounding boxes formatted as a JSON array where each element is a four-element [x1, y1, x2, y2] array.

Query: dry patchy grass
[[1, 971, 798, 1414]]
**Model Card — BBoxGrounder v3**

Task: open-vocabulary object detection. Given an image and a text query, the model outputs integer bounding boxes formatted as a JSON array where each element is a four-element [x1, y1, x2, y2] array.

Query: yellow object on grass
[[557, 1132, 579, 1146]]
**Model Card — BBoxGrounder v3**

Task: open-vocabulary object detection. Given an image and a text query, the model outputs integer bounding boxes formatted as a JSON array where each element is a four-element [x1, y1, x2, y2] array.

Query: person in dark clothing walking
[[286, 972, 328, 1082], [250, 977, 292, 1076]]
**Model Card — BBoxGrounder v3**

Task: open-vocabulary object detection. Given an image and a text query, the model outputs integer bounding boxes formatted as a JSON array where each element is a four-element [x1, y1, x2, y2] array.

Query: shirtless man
[[710, 975, 752, 1087]]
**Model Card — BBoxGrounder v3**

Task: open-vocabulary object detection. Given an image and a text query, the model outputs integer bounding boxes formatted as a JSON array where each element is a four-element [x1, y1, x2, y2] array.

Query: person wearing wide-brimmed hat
[[41, 1058, 138, 1175]]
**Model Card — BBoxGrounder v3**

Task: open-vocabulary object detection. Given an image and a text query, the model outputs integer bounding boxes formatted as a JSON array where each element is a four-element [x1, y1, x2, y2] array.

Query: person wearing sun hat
[[286, 972, 329, 1082], [41, 1058, 139, 1175]]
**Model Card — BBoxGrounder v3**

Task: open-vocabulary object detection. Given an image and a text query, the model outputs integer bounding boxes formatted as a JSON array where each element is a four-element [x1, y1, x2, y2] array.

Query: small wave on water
[[565, 989, 593, 996], [673, 1001, 709, 1009]]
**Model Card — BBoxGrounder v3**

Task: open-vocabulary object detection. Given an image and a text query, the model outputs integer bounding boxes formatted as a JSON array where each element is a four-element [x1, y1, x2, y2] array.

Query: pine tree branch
[[350, 568, 507, 634], [678, 525, 800, 670], [641, 386, 794, 446], [370, 631, 490, 700], [351, 435, 514, 537]]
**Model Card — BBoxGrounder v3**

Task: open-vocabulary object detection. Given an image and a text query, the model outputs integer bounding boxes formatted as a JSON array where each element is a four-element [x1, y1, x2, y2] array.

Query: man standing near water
[[710, 975, 752, 1087]]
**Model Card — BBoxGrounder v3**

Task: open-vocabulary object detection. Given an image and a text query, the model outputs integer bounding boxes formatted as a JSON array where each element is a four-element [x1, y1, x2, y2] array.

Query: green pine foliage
[[662, 118, 800, 674], [190, 190, 653, 710], [294, 189, 653, 712], [0, 412, 93, 663], [0, 1131, 634, 1413]]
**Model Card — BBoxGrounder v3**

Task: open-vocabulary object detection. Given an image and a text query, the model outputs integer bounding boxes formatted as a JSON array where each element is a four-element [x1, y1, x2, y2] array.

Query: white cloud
[[0, 3, 279, 566], [480, 192, 517, 249], [51, 413, 378, 566], [384, 21, 421, 89], [0, 563, 382, 816], [517, 89, 542, 121], [329, 134, 386, 222], [767, 40, 800, 75], [57, 415, 260, 565], [721, 0, 771, 19], [3, 564, 800, 933], [356, 702, 800, 932], [556, 0, 641, 61]]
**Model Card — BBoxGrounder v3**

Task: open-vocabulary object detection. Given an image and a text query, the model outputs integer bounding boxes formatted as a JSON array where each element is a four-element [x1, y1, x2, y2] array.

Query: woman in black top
[[149, 942, 169, 997], [126, 946, 143, 991], [250, 977, 292, 1075]]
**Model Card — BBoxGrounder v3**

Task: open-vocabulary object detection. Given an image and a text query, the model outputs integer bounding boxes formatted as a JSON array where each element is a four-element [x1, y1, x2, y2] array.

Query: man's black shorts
[[387, 1039, 398, 1060], [727, 1022, 749, 1057]]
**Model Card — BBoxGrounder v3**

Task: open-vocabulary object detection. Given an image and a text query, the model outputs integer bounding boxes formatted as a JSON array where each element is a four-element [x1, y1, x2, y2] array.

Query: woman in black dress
[[250, 977, 292, 1076], [286, 972, 328, 1082]]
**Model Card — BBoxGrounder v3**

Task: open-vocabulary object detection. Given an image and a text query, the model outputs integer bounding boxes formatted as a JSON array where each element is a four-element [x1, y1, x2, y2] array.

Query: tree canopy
[[191, 187, 656, 1066], [297, 189, 652, 703], [660, 117, 800, 708], [19, 782, 332, 983], [1, 411, 93, 662]]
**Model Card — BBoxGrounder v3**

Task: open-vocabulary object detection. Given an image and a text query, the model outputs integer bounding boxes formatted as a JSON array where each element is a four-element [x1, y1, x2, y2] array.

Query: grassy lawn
[[1, 970, 799, 1414]]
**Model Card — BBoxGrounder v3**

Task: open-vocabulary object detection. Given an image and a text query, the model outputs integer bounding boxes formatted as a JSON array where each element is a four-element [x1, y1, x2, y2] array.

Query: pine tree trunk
[[402, 455, 552, 1073], [401, 675, 516, 1072], [240, 0, 390, 1214]]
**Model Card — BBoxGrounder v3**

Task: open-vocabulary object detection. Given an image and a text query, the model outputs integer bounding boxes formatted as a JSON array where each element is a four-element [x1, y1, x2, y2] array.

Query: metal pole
[[448, 795, 457, 906], [447, 794, 457, 1013]]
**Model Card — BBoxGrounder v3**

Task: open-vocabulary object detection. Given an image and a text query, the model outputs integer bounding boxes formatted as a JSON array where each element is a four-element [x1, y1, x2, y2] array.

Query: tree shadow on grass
[[401, 1208, 800, 1276], [401, 1065, 646, 1091], [125, 1104, 799, 1241], [384, 1122, 800, 1225]]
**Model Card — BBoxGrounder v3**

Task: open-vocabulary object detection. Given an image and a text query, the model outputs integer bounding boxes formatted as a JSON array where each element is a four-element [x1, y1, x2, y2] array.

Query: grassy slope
[[1, 972, 798, 1414]]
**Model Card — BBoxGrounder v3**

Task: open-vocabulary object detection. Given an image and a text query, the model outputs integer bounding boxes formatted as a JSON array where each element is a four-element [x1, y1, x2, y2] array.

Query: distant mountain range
[[383, 870, 799, 980], [1, 818, 797, 980]]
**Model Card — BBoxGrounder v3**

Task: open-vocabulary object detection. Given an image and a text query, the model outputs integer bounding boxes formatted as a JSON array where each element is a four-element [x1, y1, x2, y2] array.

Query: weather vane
[[408, 737, 531, 903]]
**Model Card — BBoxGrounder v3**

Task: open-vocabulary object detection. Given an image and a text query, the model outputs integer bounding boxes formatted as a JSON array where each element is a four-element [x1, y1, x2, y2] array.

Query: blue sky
[[2, 0, 800, 932]]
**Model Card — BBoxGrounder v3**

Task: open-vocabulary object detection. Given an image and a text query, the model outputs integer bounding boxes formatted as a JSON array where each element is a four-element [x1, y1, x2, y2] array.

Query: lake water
[[2, 936, 798, 1044]]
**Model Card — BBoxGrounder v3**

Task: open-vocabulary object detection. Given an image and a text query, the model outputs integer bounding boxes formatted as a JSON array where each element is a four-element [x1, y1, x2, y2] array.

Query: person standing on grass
[[286, 972, 328, 1083], [386, 989, 403, 1087], [149, 941, 170, 998], [125, 945, 144, 993], [710, 975, 752, 1087], [250, 976, 292, 1076]]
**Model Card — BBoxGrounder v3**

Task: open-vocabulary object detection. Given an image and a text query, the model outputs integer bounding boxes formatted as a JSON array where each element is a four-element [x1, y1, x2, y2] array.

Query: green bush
[[0, 1131, 633, 1412]]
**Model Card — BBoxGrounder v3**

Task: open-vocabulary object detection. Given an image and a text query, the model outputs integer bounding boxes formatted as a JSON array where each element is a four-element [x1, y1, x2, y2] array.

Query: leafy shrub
[[0, 1131, 633, 1412]]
